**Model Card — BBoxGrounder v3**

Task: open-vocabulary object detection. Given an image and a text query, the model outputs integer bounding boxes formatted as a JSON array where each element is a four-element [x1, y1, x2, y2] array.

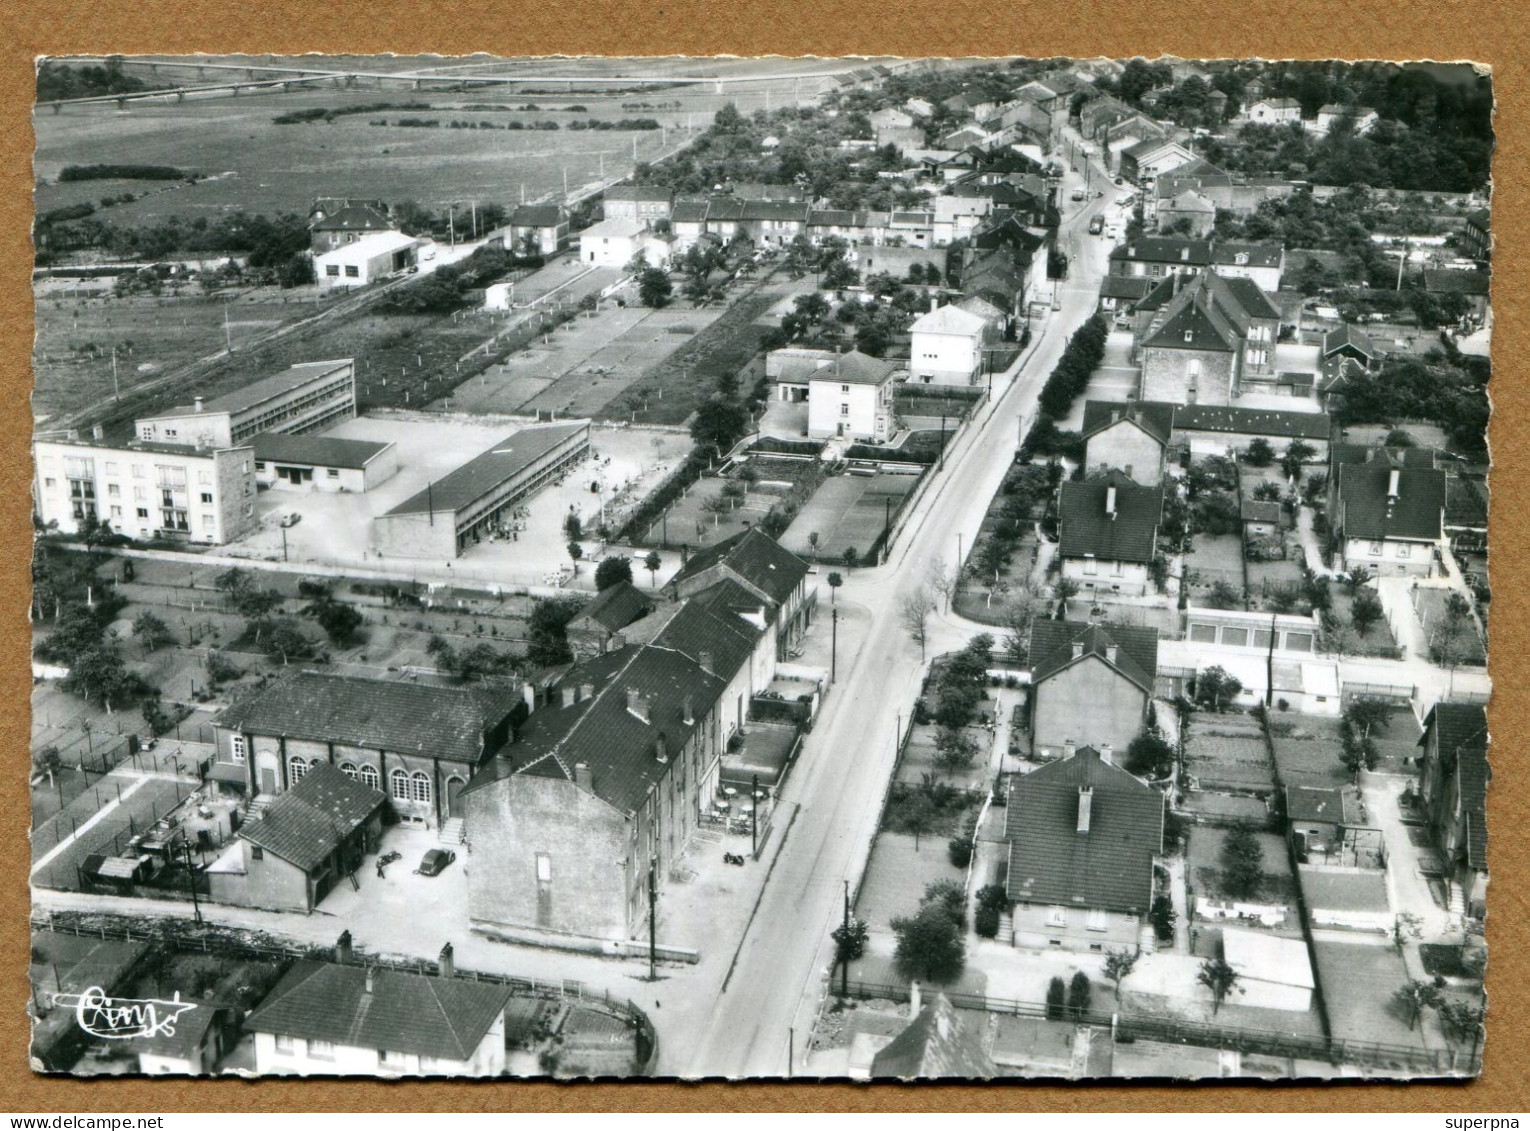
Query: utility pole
[[111, 345, 120, 400], [184, 840, 203, 924], [647, 855, 658, 981], [223, 303, 232, 352], [938, 414, 947, 470], [751, 774, 760, 857], [882, 496, 892, 564], [830, 607, 838, 683], [1265, 612, 1277, 708], [448, 203, 456, 250]]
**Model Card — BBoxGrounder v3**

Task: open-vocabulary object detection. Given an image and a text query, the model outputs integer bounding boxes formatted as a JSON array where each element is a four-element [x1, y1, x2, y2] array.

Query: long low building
[[371, 421, 590, 560], [315, 230, 420, 290], [136, 359, 357, 449], [253, 433, 398, 493]]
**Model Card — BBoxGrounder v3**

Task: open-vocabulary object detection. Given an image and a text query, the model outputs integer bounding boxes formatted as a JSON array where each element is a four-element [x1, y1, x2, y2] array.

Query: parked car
[[279, 512, 302, 528], [1070, 188, 1086, 202], [416, 848, 457, 877]]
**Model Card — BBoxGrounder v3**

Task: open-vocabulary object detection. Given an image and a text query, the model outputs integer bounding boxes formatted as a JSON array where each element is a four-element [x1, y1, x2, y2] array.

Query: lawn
[[1267, 715, 1351, 790], [1329, 589, 1404, 658], [779, 471, 917, 563], [896, 724, 993, 793], [640, 475, 773, 550], [1186, 826, 1301, 931], [1184, 533, 1245, 593], [1412, 586, 1487, 666], [1310, 939, 1432, 1055], [853, 831, 966, 929]]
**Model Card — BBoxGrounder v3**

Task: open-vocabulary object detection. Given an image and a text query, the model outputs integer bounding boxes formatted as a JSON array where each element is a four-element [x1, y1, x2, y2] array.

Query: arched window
[[390, 769, 411, 801], [359, 764, 380, 791], [339, 762, 358, 781], [410, 772, 432, 804], [289, 756, 309, 783]]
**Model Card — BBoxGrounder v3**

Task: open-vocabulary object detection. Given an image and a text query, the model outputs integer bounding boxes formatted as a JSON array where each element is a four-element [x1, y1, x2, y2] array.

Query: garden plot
[[1184, 533, 1245, 592], [780, 471, 918, 562], [1310, 938, 1434, 1054], [1184, 712, 1275, 795], [1267, 714, 1350, 790], [1329, 588, 1403, 658], [1186, 826, 1302, 937], [853, 832, 966, 929], [896, 723, 995, 793], [1413, 587, 1487, 666]]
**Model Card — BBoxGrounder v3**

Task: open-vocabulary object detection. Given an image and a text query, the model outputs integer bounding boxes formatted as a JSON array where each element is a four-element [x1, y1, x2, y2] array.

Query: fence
[[32, 910, 660, 1075]]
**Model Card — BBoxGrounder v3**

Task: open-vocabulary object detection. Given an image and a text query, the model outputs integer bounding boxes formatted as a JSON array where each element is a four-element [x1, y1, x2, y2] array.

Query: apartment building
[[135, 359, 357, 449]]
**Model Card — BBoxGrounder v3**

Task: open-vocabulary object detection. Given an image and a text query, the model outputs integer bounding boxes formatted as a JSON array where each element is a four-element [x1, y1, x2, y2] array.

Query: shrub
[[1045, 976, 1067, 1021], [1068, 971, 1093, 1020], [976, 884, 1009, 912], [922, 879, 967, 931], [1150, 893, 1177, 941], [974, 904, 1001, 938], [947, 836, 974, 868]]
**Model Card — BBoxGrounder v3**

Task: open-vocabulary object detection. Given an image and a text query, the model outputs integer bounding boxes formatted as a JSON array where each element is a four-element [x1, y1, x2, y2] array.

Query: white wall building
[[314, 230, 420, 290], [579, 218, 649, 268], [806, 350, 902, 442], [908, 302, 991, 385], [135, 359, 357, 449], [1219, 928, 1315, 1013]]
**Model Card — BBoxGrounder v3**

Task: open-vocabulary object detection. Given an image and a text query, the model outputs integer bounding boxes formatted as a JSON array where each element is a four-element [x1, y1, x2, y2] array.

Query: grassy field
[[779, 471, 917, 562]]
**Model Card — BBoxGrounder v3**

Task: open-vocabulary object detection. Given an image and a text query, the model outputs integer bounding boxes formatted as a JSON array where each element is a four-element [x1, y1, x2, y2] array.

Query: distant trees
[[426, 635, 517, 684], [304, 595, 364, 646]]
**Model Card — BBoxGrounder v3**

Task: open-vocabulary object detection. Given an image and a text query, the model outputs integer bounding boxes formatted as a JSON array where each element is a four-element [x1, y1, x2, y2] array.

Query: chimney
[[682, 695, 695, 725], [364, 967, 374, 995], [1100, 743, 1113, 765], [1064, 738, 1077, 760], [1180, 247, 1190, 261], [438, 942, 455, 980], [194, 396, 205, 413], [1076, 786, 1094, 833], [930, 295, 939, 313], [1071, 641, 1084, 660], [335, 930, 353, 965], [627, 687, 650, 723], [699, 650, 714, 675], [610, 632, 626, 652], [1105, 485, 1118, 517], [1105, 644, 1119, 665], [1387, 468, 1401, 500], [522, 682, 537, 714], [574, 762, 593, 792], [909, 980, 923, 1018], [561, 685, 577, 709], [654, 730, 669, 764], [580, 682, 594, 702]]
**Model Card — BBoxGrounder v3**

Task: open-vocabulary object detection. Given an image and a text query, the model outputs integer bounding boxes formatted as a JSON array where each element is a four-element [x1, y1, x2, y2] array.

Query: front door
[[446, 776, 466, 818]]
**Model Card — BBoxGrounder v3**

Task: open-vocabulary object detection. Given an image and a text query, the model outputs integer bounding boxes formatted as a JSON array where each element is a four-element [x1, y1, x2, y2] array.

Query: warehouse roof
[[384, 422, 588, 517], [252, 433, 392, 470]]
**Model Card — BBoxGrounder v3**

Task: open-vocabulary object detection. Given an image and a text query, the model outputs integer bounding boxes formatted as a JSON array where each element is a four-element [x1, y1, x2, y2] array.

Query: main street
[[679, 159, 1116, 1077]]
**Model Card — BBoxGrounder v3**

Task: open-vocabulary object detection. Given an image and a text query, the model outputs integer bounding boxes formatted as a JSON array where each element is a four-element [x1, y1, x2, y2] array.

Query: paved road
[[677, 161, 1116, 1078]]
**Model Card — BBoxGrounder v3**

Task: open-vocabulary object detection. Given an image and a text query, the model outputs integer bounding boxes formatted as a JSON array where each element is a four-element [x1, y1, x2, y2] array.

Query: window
[[201, 492, 213, 504], [165, 429, 177, 439], [1046, 907, 1067, 927], [326, 265, 340, 277], [339, 762, 358, 781], [1189, 623, 1217, 643], [345, 265, 359, 278], [198, 471, 213, 485], [410, 772, 432, 804], [1183, 330, 1193, 343], [250, 846, 263, 861], [1187, 359, 1202, 378], [1284, 632, 1314, 653], [1369, 542, 1383, 556], [1220, 627, 1249, 647], [255, 461, 266, 471], [1086, 908, 1108, 931], [379, 1048, 405, 1067], [1083, 555, 1097, 576], [840, 404, 849, 416], [134, 486, 147, 501], [43, 477, 56, 488], [274, 1034, 294, 1054], [537, 853, 552, 883], [1397, 543, 1411, 558], [359, 764, 380, 791], [1252, 628, 1274, 649], [308, 1040, 335, 1060], [390, 769, 411, 801], [840, 384, 849, 394], [202, 515, 216, 531], [107, 484, 120, 497], [289, 756, 309, 783], [140, 426, 154, 441], [327, 467, 340, 479], [231, 735, 246, 763]]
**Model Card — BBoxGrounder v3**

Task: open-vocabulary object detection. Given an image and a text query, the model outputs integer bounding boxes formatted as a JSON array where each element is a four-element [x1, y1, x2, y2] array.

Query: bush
[[947, 836, 974, 868], [922, 879, 967, 931], [1150, 893, 1177, 942], [1068, 971, 1093, 1020], [976, 884, 1009, 912], [1046, 976, 1067, 1021], [974, 904, 1001, 939]]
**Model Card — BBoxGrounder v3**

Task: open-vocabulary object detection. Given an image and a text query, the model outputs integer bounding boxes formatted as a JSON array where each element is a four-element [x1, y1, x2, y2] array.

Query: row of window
[[1018, 904, 1111, 931], [1188, 622, 1315, 653], [271, 1035, 441, 1069]]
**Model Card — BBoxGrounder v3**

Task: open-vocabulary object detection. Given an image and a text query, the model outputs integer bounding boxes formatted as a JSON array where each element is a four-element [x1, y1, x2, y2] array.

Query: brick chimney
[[580, 682, 594, 702], [654, 730, 669, 764], [335, 930, 353, 965], [574, 762, 593, 792], [1100, 743, 1113, 764], [1106, 485, 1117, 518], [561, 685, 577, 708], [682, 695, 695, 725], [194, 396, 205, 413], [909, 980, 922, 1017], [626, 687, 650, 723], [1387, 468, 1401, 500], [1105, 644, 1119, 665], [1071, 641, 1084, 660], [438, 942, 454, 980], [364, 967, 374, 994], [523, 683, 538, 714], [1076, 786, 1094, 833]]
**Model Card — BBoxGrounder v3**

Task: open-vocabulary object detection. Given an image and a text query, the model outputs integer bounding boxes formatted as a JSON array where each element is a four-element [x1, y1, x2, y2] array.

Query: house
[[314, 231, 420, 290], [1156, 189, 1216, 238], [942, 123, 991, 151], [1246, 98, 1302, 125], [1096, 274, 1155, 315], [1136, 270, 1280, 403], [1080, 399, 1173, 485], [1241, 497, 1283, 538], [1417, 702, 1489, 920], [578, 218, 650, 267], [1459, 208, 1491, 260], [806, 349, 902, 441], [246, 960, 512, 1077], [252, 433, 398, 493], [602, 185, 673, 224], [1027, 620, 1160, 761], [870, 990, 996, 1079], [208, 671, 521, 828], [735, 201, 813, 247], [503, 203, 571, 256], [33, 435, 256, 545], [1322, 323, 1380, 371], [667, 527, 812, 660], [868, 107, 914, 132], [1285, 785, 1353, 862], [1057, 473, 1164, 596], [1211, 240, 1286, 291], [566, 580, 655, 659], [136, 359, 357, 449], [904, 97, 935, 119], [1004, 745, 1164, 952], [1108, 237, 1213, 280], [1332, 457, 1447, 577], [1310, 104, 1378, 136], [308, 202, 393, 254], [908, 301, 994, 385], [941, 92, 996, 121], [877, 125, 928, 154], [205, 761, 387, 913], [1078, 93, 1134, 140], [1218, 928, 1314, 1012], [1155, 166, 1297, 218], [1422, 269, 1491, 320], [463, 643, 727, 948], [1118, 139, 1197, 185], [130, 1005, 239, 1076], [962, 248, 1035, 323], [1103, 115, 1168, 168]]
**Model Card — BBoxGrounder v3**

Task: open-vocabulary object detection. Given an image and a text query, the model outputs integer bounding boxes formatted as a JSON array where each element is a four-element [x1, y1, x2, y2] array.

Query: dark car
[[416, 848, 456, 877]]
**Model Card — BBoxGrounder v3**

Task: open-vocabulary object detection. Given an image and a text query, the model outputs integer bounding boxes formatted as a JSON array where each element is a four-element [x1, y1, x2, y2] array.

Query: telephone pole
[[830, 607, 838, 683], [647, 855, 658, 981], [841, 878, 851, 997], [184, 841, 203, 924]]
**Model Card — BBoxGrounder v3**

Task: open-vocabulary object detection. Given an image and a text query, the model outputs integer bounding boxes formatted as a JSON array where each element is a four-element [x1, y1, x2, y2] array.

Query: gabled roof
[[955, 295, 1007, 324], [240, 762, 386, 873], [467, 643, 725, 816], [1218, 275, 1282, 320], [871, 995, 996, 1079], [1164, 189, 1216, 214], [1445, 475, 1488, 530], [670, 199, 712, 224], [1122, 137, 1190, 161], [1323, 322, 1377, 359], [911, 303, 987, 337], [1212, 241, 1285, 269], [1143, 280, 1240, 352], [1004, 747, 1165, 913], [1110, 237, 1213, 266], [1099, 275, 1156, 302], [650, 582, 762, 680], [311, 204, 391, 233], [736, 201, 811, 223], [572, 580, 653, 633], [604, 185, 673, 203], [1337, 461, 1447, 542], [668, 527, 809, 605], [806, 349, 901, 388], [139, 359, 354, 423], [385, 422, 588, 517], [1028, 619, 1159, 693], [1057, 474, 1163, 564], [246, 961, 512, 1062], [215, 672, 518, 765], [1422, 702, 1489, 870], [1081, 399, 1174, 445], [509, 203, 567, 228], [1253, 97, 1301, 111]]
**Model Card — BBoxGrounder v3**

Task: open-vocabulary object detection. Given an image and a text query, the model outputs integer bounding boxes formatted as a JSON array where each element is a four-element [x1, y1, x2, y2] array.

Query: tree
[[205, 650, 241, 685], [637, 266, 672, 308], [1053, 577, 1080, 606], [1439, 1000, 1485, 1049], [933, 726, 979, 774], [307, 598, 363, 646], [898, 789, 937, 851], [1282, 439, 1316, 481], [262, 621, 312, 665], [526, 595, 584, 667], [807, 531, 820, 555], [1103, 949, 1139, 1001], [1350, 588, 1384, 637], [1068, 971, 1093, 1021], [1150, 893, 1177, 942], [594, 555, 633, 591], [1244, 437, 1276, 466], [567, 541, 584, 567], [1045, 976, 1067, 1021], [1205, 580, 1246, 610], [60, 647, 134, 711], [1198, 957, 1240, 1016], [139, 689, 173, 737], [1195, 665, 1243, 712], [927, 555, 958, 613], [1342, 565, 1373, 595], [1433, 590, 1474, 667], [831, 915, 869, 994], [1393, 979, 1444, 1031], [1220, 827, 1265, 900], [922, 879, 967, 930], [826, 571, 843, 604], [564, 513, 583, 540], [1125, 732, 1175, 778], [213, 567, 253, 602], [643, 551, 662, 587], [842, 546, 859, 569], [947, 835, 974, 868], [899, 586, 935, 660], [132, 611, 175, 653], [689, 397, 751, 454], [890, 904, 966, 984]]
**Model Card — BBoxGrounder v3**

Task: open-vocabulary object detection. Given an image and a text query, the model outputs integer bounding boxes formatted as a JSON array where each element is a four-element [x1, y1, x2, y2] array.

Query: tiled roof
[[604, 185, 673, 203], [385, 422, 587, 517], [1423, 702, 1489, 870], [805, 349, 900, 387], [1323, 322, 1377, 359], [1218, 275, 1282, 320], [736, 201, 811, 222], [468, 644, 725, 815], [1241, 498, 1283, 524], [240, 762, 385, 872], [572, 580, 653, 633], [669, 527, 809, 605], [246, 961, 511, 1061], [1143, 281, 1240, 352], [1171, 404, 1331, 440], [311, 205, 391, 232], [1058, 474, 1162, 564], [1110, 238, 1213, 266], [871, 995, 996, 1079], [1099, 275, 1155, 302], [955, 295, 1007, 324], [1422, 269, 1490, 296], [1212, 241, 1285, 269], [651, 583, 761, 679], [1081, 399, 1174, 445], [1165, 189, 1215, 213], [580, 218, 646, 240], [139, 360, 353, 422], [252, 433, 391, 471], [1028, 619, 1159, 693], [509, 204, 566, 228], [670, 199, 712, 224], [215, 671, 518, 766], [1337, 462, 1446, 541], [1286, 785, 1347, 825], [1004, 747, 1164, 913]]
